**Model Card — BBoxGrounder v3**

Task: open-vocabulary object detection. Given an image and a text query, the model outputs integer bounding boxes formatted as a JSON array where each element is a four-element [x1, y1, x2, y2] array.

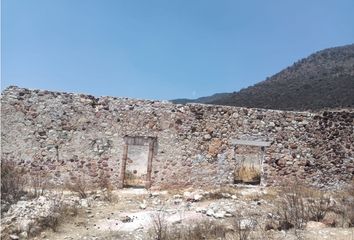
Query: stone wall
[[1, 86, 353, 189]]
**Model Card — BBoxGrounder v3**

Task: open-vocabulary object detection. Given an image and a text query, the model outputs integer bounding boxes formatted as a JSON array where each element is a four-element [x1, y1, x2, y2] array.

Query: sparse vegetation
[[173, 44, 354, 111], [336, 180, 354, 227], [150, 211, 168, 240], [347, 182, 354, 227], [1, 159, 27, 204], [306, 191, 331, 222], [29, 171, 49, 198], [232, 217, 254, 240], [276, 180, 332, 230], [65, 176, 88, 198], [207, 191, 226, 200], [0, 161, 351, 240], [34, 192, 79, 235], [149, 212, 226, 240], [39, 192, 64, 232], [3, 183, 354, 240], [149, 211, 278, 240], [98, 171, 114, 202]]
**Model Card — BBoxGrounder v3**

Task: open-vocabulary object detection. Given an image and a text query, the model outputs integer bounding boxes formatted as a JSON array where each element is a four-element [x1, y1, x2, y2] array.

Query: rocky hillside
[[173, 93, 232, 105], [172, 44, 354, 111]]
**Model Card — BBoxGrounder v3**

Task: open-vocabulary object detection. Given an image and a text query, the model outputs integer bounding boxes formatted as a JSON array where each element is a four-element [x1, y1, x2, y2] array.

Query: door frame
[[231, 139, 271, 186], [118, 136, 157, 189]]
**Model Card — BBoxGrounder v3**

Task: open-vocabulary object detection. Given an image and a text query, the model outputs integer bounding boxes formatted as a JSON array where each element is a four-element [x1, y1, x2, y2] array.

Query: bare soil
[[28, 187, 354, 240]]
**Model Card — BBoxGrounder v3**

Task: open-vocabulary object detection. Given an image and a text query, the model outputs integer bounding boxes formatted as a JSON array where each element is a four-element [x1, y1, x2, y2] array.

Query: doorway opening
[[232, 139, 270, 185], [118, 136, 157, 189]]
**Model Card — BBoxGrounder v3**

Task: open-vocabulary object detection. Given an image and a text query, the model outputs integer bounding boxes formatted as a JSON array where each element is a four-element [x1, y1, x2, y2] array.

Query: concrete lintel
[[123, 136, 157, 146], [231, 139, 272, 147]]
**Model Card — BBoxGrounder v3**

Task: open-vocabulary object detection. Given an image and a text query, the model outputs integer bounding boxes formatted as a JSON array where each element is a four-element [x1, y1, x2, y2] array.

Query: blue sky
[[2, 0, 354, 100]]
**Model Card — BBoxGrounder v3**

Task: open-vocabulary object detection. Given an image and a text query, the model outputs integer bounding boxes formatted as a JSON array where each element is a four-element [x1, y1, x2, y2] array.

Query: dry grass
[[39, 192, 64, 232], [275, 180, 332, 230], [97, 171, 114, 202], [234, 165, 261, 184], [93, 231, 125, 240], [205, 186, 277, 203], [347, 182, 354, 227], [149, 211, 278, 240], [335, 180, 354, 227], [149, 212, 227, 240], [150, 211, 168, 240], [344, 181, 354, 227], [65, 176, 88, 199], [29, 171, 50, 198], [1, 159, 27, 204], [37, 192, 79, 234], [207, 191, 226, 200], [175, 220, 226, 240]]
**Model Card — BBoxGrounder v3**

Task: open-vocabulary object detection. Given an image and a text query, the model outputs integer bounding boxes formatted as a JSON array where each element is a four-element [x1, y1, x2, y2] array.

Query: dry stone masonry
[[1, 86, 353, 189]]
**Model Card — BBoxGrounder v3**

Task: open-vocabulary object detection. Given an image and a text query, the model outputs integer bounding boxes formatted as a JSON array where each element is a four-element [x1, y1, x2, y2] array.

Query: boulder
[[206, 209, 214, 216], [213, 210, 226, 219], [193, 194, 203, 202]]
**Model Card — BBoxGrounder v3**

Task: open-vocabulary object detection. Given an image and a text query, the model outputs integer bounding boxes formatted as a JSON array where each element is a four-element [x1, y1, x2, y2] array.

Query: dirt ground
[[25, 187, 354, 240]]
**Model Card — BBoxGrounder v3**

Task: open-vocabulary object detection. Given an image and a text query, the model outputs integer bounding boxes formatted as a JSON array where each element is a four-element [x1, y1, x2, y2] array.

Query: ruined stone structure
[[1, 86, 353, 189]]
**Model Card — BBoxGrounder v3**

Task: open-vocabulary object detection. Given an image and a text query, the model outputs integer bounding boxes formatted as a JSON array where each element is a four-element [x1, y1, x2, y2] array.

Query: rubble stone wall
[[1, 86, 353, 189]]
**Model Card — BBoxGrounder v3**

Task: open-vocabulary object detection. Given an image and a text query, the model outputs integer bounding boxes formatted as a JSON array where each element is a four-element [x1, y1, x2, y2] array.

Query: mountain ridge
[[172, 44, 354, 110]]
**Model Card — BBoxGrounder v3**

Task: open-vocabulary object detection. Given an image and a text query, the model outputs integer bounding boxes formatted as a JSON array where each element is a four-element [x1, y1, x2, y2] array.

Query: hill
[[172, 44, 354, 110], [172, 93, 231, 104]]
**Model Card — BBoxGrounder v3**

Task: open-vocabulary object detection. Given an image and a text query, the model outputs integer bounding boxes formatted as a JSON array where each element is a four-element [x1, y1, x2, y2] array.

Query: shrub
[[98, 171, 114, 202], [336, 180, 354, 227], [277, 183, 309, 229], [232, 217, 255, 240], [42, 192, 64, 232], [29, 171, 49, 198], [65, 176, 88, 198], [306, 191, 331, 222], [276, 180, 331, 230], [148, 210, 279, 240], [1, 159, 27, 204], [149, 212, 226, 240], [181, 220, 226, 240], [150, 211, 168, 240], [347, 182, 354, 227], [38, 192, 79, 233]]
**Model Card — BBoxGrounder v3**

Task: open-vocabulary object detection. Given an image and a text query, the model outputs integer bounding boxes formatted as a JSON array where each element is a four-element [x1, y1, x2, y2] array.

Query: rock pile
[[1, 194, 80, 239]]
